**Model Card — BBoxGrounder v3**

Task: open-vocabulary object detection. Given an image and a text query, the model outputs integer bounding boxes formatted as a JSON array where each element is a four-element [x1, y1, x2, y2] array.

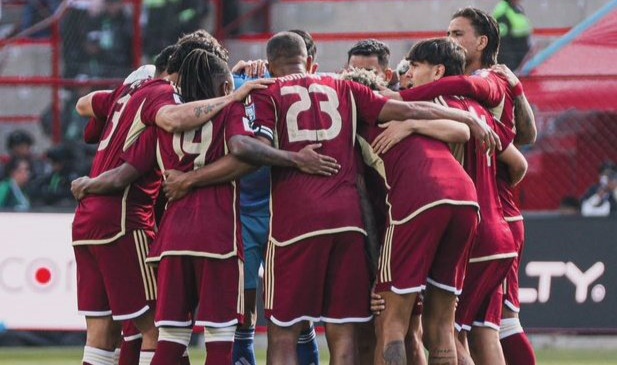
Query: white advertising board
[[0, 212, 85, 330]]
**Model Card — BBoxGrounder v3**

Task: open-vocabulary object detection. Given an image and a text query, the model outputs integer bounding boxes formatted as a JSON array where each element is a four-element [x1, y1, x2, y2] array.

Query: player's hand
[[467, 106, 501, 155], [71, 176, 90, 201], [163, 170, 191, 201], [490, 64, 520, 88], [232, 78, 275, 102], [371, 291, 385, 315], [377, 86, 403, 101], [231, 59, 268, 78], [293, 143, 340, 176], [371, 121, 412, 155]]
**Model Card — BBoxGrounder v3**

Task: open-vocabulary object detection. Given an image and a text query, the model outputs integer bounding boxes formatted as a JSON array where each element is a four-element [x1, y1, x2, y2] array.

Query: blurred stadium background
[[0, 0, 616, 363]]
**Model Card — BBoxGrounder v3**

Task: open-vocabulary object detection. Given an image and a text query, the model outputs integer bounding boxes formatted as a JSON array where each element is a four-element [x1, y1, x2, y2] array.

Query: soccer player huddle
[[70, 6, 538, 365]]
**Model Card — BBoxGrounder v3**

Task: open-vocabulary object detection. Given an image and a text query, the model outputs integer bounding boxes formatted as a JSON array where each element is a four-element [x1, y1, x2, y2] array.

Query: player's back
[[358, 126, 477, 224], [251, 74, 385, 245], [73, 80, 162, 244], [150, 104, 246, 259], [443, 96, 516, 259]]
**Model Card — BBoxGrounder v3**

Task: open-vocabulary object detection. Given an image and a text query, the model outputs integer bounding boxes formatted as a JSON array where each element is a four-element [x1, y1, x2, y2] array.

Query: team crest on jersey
[[173, 93, 184, 105], [245, 103, 256, 122]]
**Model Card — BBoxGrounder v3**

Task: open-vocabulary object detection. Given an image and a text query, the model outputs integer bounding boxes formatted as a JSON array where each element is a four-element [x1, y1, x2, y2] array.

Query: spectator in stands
[[20, 0, 61, 38], [84, 0, 133, 78], [0, 130, 45, 182], [30, 145, 78, 207], [0, 157, 31, 211], [493, 0, 533, 70], [581, 162, 617, 217], [558, 196, 581, 216]]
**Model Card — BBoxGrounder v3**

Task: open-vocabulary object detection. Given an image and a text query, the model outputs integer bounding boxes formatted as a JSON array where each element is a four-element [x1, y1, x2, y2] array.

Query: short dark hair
[[266, 32, 307, 63], [347, 39, 391, 69], [288, 29, 317, 59], [177, 49, 230, 102], [406, 38, 466, 77], [153, 44, 178, 76], [452, 7, 500, 67], [167, 30, 229, 74], [6, 157, 29, 176], [7, 130, 33, 150]]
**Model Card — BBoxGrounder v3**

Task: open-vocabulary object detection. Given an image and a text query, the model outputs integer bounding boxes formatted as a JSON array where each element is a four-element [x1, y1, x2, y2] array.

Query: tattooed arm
[[513, 94, 537, 146], [155, 79, 274, 133]]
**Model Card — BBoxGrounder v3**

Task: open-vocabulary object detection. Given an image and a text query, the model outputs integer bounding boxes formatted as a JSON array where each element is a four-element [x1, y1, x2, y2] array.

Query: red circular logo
[[35, 267, 52, 285]]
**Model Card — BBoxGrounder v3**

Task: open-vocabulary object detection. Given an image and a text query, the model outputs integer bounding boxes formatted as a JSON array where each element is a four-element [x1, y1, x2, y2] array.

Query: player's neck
[[465, 59, 484, 75], [278, 65, 306, 78]]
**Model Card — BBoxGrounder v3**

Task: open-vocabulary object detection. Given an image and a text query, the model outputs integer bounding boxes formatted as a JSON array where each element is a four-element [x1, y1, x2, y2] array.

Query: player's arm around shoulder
[[71, 163, 141, 201], [155, 79, 275, 133], [498, 144, 528, 187], [75, 90, 112, 118]]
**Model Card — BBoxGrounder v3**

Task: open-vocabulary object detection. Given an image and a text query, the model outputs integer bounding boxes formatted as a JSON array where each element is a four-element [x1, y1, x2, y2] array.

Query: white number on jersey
[[172, 122, 214, 169], [98, 93, 131, 151], [281, 84, 342, 142]]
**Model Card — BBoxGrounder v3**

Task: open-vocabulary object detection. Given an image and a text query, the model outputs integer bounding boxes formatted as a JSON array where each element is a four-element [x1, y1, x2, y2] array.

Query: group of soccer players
[[69, 5, 538, 365]]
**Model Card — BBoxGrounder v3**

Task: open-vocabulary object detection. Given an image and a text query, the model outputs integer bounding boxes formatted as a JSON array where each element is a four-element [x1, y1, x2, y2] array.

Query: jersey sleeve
[[140, 83, 181, 126], [247, 90, 276, 142], [348, 81, 388, 126], [400, 75, 501, 107], [83, 117, 107, 144], [224, 102, 257, 142], [120, 127, 158, 174], [91, 90, 118, 120], [494, 119, 516, 154]]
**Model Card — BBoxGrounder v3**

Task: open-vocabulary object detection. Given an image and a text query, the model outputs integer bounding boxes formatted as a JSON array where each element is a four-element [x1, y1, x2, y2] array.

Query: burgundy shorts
[[122, 320, 142, 341], [504, 219, 525, 312], [74, 230, 157, 320], [455, 258, 514, 331], [264, 231, 372, 326], [155, 255, 243, 328], [375, 205, 478, 295]]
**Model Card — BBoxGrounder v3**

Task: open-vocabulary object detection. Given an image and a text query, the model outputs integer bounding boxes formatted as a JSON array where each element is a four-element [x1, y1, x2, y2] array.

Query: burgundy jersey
[[357, 125, 478, 225], [249, 73, 387, 245], [149, 102, 254, 260], [400, 72, 522, 219], [72, 80, 173, 245], [440, 96, 517, 259]]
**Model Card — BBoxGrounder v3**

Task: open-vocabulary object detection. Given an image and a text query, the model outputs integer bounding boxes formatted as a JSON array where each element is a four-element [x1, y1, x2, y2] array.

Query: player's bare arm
[[155, 79, 274, 133], [371, 119, 471, 155], [378, 99, 501, 154], [162, 155, 257, 201], [71, 163, 140, 201], [498, 144, 528, 187], [491, 64, 537, 145], [75, 90, 112, 118], [228, 135, 341, 176], [232, 59, 268, 78]]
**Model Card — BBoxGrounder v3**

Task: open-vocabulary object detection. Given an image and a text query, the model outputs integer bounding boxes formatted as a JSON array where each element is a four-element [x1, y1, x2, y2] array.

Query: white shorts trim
[[194, 319, 239, 328], [112, 305, 150, 321], [472, 320, 501, 331], [504, 299, 520, 313], [455, 323, 471, 332], [155, 319, 193, 327], [426, 278, 462, 295], [321, 315, 373, 324], [79, 309, 112, 317], [504, 215, 524, 222], [123, 333, 143, 342], [469, 252, 518, 263], [269, 314, 372, 327], [390, 284, 425, 295]]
